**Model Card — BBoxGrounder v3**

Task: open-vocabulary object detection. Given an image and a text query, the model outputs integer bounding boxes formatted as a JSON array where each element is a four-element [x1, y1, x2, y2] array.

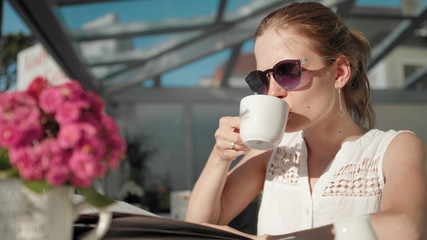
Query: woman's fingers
[[214, 116, 250, 160]]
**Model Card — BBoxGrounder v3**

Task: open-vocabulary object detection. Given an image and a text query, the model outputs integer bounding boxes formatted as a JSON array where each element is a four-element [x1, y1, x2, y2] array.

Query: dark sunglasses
[[245, 58, 333, 94]]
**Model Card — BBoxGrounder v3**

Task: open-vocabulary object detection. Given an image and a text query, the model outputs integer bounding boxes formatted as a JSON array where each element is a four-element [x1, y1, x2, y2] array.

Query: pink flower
[[37, 139, 64, 171], [61, 80, 84, 97], [87, 91, 104, 113], [101, 115, 119, 133], [0, 125, 21, 148], [80, 109, 101, 125], [9, 147, 43, 181], [1, 77, 126, 189], [0, 92, 39, 123], [80, 123, 97, 139], [13, 105, 40, 124], [59, 81, 88, 107], [57, 123, 82, 149], [20, 126, 41, 148], [9, 147, 31, 168], [78, 137, 106, 160], [26, 76, 50, 99], [0, 123, 41, 148], [55, 102, 81, 123], [20, 164, 44, 181], [39, 87, 65, 113], [46, 165, 69, 186], [69, 151, 98, 181], [69, 90, 91, 110]]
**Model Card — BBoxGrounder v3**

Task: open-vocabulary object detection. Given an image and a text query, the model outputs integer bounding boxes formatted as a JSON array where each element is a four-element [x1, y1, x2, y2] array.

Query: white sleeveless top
[[257, 129, 407, 236]]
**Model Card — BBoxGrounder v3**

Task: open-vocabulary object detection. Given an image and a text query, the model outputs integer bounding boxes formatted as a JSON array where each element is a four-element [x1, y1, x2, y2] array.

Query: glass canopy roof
[[4, 0, 427, 103]]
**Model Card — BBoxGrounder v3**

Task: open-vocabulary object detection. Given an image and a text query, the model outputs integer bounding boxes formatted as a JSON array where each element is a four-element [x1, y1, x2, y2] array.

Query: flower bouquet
[[0, 76, 126, 207]]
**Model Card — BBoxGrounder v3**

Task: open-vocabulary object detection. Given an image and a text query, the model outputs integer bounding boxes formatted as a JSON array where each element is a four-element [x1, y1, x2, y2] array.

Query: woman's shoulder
[[360, 129, 424, 157], [339, 129, 416, 157], [359, 129, 412, 144], [381, 129, 425, 188], [384, 130, 425, 155]]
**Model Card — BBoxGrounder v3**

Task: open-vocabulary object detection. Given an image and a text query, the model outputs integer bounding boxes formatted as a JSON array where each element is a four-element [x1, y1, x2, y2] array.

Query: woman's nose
[[267, 75, 288, 98]]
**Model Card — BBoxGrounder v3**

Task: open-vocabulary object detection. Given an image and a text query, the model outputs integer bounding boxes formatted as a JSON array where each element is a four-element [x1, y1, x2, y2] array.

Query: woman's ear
[[334, 57, 351, 89]]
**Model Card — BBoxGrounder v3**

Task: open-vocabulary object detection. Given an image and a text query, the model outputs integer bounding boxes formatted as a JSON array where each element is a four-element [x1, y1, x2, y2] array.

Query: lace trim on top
[[266, 147, 300, 186], [266, 131, 383, 196], [322, 156, 381, 197]]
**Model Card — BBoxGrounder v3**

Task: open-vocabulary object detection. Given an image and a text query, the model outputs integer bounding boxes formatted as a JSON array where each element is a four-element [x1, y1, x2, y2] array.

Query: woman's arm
[[185, 116, 269, 225], [370, 132, 427, 239]]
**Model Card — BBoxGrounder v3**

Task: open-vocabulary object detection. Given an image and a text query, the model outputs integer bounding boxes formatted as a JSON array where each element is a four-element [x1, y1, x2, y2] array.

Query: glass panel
[[162, 49, 231, 87], [55, 0, 220, 85], [224, 0, 278, 22], [2, 1, 30, 34], [90, 64, 129, 80], [141, 79, 155, 88], [161, 39, 255, 88], [355, 0, 401, 7], [242, 39, 255, 53], [356, 0, 426, 7], [225, 0, 253, 13], [82, 32, 202, 80], [132, 32, 202, 51], [57, 0, 219, 30]]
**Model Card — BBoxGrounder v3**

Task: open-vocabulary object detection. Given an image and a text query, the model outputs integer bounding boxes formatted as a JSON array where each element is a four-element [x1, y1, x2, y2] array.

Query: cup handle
[[74, 201, 112, 240]]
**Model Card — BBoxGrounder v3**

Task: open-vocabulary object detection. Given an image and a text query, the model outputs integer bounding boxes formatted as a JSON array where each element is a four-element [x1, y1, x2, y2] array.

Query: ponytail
[[344, 30, 375, 129]]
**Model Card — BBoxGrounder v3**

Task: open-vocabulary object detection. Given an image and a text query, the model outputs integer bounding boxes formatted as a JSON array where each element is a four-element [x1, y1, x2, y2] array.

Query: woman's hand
[[213, 116, 250, 162]]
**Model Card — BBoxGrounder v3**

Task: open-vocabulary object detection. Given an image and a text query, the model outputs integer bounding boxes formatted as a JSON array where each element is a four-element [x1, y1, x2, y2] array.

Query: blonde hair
[[256, 2, 375, 128]]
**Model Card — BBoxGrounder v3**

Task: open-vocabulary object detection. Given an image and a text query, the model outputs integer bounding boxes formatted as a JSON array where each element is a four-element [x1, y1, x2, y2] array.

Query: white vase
[[334, 215, 378, 240], [0, 179, 111, 240]]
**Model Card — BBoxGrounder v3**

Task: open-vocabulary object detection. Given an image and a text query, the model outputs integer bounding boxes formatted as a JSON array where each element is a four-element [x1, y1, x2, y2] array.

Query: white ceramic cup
[[239, 95, 289, 150], [333, 215, 378, 240]]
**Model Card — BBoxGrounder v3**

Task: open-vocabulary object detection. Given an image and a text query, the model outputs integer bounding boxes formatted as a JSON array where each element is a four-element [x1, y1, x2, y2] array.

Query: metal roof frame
[[368, 1, 427, 69]]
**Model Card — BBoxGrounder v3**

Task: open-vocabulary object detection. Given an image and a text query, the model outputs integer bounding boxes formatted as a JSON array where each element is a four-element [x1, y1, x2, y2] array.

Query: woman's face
[[254, 28, 339, 133]]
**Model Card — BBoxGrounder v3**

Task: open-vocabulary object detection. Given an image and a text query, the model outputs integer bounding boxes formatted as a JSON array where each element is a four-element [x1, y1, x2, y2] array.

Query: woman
[[185, 2, 427, 239]]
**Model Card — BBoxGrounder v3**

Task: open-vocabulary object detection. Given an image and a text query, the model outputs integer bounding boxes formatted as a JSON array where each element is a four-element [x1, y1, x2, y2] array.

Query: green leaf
[[78, 187, 115, 208], [23, 180, 52, 193], [0, 168, 19, 179], [0, 148, 12, 170]]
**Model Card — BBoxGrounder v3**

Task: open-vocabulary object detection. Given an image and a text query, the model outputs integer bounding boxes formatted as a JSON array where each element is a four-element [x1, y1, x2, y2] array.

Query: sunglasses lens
[[245, 71, 268, 94], [275, 61, 301, 90], [245, 60, 303, 94]]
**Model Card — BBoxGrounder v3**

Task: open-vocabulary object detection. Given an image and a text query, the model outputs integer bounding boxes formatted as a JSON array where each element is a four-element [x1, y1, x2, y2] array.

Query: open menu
[[73, 197, 250, 240], [73, 197, 324, 240], [86, 215, 250, 240]]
